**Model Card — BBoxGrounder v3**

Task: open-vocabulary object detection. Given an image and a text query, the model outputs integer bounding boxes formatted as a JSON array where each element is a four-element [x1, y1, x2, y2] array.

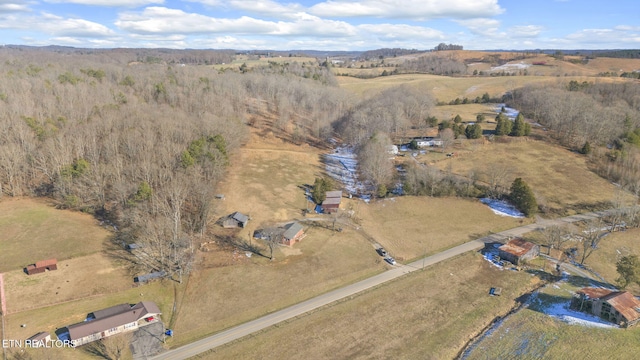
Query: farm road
[[149, 208, 617, 360]]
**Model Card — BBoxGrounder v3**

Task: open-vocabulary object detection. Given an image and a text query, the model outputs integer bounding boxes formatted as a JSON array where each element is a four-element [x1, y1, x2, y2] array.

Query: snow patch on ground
[[324, 146, 373, 197], [493, 103, 520, 119], [480, 198, 525, 218], [535, 298, 617, 329], [491, 62, 530, 71]]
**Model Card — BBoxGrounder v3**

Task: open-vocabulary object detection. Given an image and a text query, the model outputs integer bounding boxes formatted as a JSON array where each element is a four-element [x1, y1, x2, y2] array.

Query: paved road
[[150, 208, 617, 360]]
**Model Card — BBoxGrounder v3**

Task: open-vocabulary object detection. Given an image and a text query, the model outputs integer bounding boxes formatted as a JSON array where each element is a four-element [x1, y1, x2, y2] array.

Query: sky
[[0, 0, 638, 50]]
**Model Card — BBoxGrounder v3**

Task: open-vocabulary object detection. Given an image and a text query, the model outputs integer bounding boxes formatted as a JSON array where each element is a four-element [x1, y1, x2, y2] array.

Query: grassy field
[[464, 273, 640, 360], [431, 103, 498, 123], [355, 196, 525, 262], [196, 252, 541, 360], [465, 308, 640, 360], [0, 197, 111, 272], [3, 253, 132, 313], [585, 228, 640, 294], [213, 132, 323, 234], [168, 225, 383, 348], [336, 74, 556, 102], [428, 138, 625, 215]]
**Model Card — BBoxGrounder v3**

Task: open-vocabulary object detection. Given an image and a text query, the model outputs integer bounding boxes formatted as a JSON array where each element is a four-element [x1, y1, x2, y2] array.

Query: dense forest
[[0, 48, 349, 278]]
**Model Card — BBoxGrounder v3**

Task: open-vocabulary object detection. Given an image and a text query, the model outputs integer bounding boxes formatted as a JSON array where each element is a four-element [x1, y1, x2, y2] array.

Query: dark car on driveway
[[376, 247, 387, 257]]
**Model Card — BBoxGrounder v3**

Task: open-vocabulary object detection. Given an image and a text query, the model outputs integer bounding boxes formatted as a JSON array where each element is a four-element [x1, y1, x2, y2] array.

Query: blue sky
[[0, 0, 638, 50]]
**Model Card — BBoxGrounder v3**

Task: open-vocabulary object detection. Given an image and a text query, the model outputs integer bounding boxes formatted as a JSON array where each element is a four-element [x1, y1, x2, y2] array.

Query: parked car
[[376, 247, 387, 257], [384, 256, 396, 265], [145, 316, 155, 322]]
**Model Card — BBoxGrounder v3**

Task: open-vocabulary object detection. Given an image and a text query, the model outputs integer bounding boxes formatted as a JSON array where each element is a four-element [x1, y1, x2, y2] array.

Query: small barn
[[281, 222, 305, 246], [498, 238, 539, 265], [223, 212, 249, 228], [134, 270, 167, 283], [572, 287, 640, 327], [25, 259, 58, 275], [321, 191, 342, 214]]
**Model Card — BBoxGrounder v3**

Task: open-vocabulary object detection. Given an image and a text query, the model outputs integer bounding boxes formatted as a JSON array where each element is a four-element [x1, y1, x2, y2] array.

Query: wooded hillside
[[0, 48, 348, 278]]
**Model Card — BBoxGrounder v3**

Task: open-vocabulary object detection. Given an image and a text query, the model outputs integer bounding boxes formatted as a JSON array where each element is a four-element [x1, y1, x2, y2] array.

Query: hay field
[[432, 139, 624, 215], [0, 197, 111, 272], [198, 252, 541, 360], [355, 196, 524, 262]]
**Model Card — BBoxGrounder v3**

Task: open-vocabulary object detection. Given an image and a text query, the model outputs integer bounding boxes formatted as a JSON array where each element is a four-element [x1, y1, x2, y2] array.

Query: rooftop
[[34, 259, 57, 268], [68, 301, 161, 341], [499, 238, 537, 257], [283, 222, 303, 240]]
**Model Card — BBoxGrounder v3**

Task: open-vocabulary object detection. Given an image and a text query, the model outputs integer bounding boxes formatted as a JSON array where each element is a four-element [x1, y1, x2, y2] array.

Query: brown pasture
[[0, 197, 111, 273], [336, 73, 557, 102], [355, 196, 525, 262], [197, 252, 541, 360], [586, 227, 640, 294], [3, 253, 132, 314], [431, 138, 625, 215], [168, 225, 383, 347], [212, 132, 323, 238]]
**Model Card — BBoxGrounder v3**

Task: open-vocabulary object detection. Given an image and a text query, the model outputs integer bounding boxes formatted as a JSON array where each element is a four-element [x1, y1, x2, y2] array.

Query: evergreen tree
[[581, 141, 592, 155], [510, 113, 526, 136], [465, 123, 483, 139], [453, 114, 462, 124], [495, 113, 512, 135], [425, 116, 438, 128], [510, 178, 537, 217], [476, 114, 485, 123], [311, 177, 332, 204]]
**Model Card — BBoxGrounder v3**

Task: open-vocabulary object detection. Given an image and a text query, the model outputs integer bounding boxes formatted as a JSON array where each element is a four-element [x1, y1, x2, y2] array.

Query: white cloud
[[116, 7, 278, 34], [116, 7, 357, 37], [309, 0, 504, 20], [228, 0, 304, 19], [358, 23, 444, 42], [0, 1, 31, 13], [44, 0, 164, 6], [615, 25, 640, 31], [39, 13, 115, 37], [455, 18, 500, 36], [510, 25, 543, 38]]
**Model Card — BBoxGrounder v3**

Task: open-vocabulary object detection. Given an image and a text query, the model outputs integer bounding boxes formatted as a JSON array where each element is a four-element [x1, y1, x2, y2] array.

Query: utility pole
[[422, 247, 426, 270]]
